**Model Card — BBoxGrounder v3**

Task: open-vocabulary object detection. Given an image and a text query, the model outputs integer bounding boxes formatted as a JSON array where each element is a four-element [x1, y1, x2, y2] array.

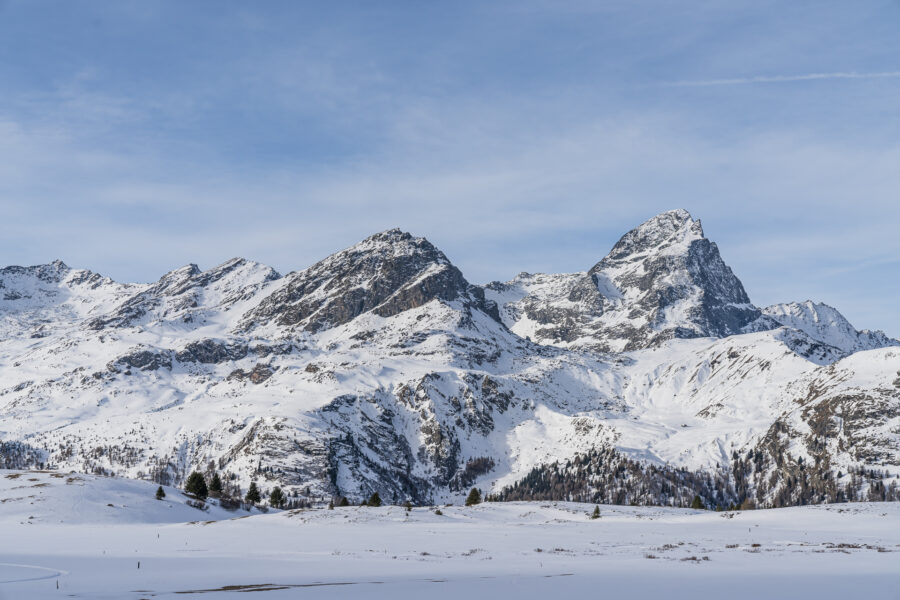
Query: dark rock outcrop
[[176, 339, 249, 364], [240, 229, 499, 333]]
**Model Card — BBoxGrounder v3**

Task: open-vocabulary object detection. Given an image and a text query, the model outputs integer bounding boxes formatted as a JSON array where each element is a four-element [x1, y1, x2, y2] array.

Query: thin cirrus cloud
[[663, 70, 900, 87], [0, 1, 899, 336]]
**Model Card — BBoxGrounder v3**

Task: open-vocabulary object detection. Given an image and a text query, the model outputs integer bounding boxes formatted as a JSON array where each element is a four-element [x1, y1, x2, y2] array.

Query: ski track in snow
[[0, 563, 66, 584]]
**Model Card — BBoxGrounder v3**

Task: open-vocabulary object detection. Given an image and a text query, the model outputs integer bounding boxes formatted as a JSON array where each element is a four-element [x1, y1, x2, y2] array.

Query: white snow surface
[[763, 300, 899, 355], [2, 216, 899, 505], [0, 469, 898, 599]]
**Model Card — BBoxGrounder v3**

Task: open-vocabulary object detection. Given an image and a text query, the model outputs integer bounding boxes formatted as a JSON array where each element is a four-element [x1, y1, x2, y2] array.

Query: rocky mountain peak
[[239, 229, 497, 333], [88, 259, 280, 331], [583, 210, 760, 348], [487, 210, 762, 352], [600, 209, 703, 264], [47, 259, 71, 274], [763, 300, 899, 355], [0, 259, 71, 285]]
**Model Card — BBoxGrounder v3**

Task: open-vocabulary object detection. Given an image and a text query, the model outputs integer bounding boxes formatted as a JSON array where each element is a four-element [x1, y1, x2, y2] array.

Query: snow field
[[0, 470, 898, 599]]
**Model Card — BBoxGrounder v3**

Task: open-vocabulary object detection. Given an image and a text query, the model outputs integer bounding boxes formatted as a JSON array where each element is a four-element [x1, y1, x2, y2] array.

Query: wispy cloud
[[663, 71, 900, 87], [2, 1, 900, 335]]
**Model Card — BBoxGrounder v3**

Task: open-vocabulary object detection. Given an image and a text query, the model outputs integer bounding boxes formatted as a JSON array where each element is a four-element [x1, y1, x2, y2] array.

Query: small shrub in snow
[[186, 499, 207, 511]]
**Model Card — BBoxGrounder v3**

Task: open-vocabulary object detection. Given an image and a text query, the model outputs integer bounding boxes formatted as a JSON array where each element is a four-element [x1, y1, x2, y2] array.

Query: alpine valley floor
[[1, 470, 898, 599]]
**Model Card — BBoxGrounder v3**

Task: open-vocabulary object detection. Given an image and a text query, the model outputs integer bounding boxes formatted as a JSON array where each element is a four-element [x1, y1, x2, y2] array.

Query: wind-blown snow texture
[[1, 212, 898, 506]]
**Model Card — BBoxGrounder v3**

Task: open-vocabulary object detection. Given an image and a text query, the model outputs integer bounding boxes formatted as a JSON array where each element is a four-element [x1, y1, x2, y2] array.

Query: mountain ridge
[[1, 212, 898, 508]]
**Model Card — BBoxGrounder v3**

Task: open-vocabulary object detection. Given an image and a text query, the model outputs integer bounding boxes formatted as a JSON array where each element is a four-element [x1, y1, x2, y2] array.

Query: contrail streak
[[663, 71, 900, 87]]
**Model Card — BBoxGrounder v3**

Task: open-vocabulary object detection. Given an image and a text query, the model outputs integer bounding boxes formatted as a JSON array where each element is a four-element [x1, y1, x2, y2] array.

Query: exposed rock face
[[1, 212, 897, 508], [0, 259, 71, 287], [487, 210, 766, 352], [226, 363, 275, 384], [240, 229, 499, 333], [176, 339, 249, 364], [110, 348, 173, 372], [589, 210, 762, 344]]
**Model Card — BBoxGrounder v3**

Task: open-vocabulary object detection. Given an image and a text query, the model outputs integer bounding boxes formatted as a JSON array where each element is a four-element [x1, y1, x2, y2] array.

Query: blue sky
[[2, 1, 899, 335]]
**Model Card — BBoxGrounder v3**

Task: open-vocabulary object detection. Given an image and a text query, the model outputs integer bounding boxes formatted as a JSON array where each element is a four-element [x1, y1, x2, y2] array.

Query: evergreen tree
[[269, 486, 286, 508], [185, 471, 208, 500], [245, 481, 261, 505], [690, 495, 705, 510], [209, 473, 223, 497], [155, 486, 166, 500], [465, 487, 481, 506], [367, 491, 382, 507], [404, 500, 412, 512], [338, 496, 349, 507], [590, 505, 600, 519], [328, 500, 335, 510]]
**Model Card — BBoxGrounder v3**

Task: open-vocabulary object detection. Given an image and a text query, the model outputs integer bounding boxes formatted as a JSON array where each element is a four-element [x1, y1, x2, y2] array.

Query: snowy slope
[[763, 300, 898, 355], [1, 212, 898, 508], [0, 469, 267, 524], [1, 495, 898, 599]]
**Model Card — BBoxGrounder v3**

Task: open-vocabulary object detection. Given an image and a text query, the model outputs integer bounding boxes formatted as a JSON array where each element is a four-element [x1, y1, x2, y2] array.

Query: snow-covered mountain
[[485, 210, 767, 353], [762, 300, 898, 355], [1, 211, 898, 508]]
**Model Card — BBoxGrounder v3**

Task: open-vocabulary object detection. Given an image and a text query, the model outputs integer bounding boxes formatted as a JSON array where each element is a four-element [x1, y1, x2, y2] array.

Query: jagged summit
[[763, 300, 898, 355], [487, 209, 761, 352], [598, 209, 703, 264], [239, 228, 498, 333], [88, 258, 280, 330], [1, 215, 898, 508], [0, 259, 71, 283]]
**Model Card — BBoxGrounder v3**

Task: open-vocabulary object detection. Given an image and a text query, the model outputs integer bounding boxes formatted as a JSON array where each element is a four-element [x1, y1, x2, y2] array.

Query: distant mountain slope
[[1, 212, 897, 508], [763, 300, 898, 355]]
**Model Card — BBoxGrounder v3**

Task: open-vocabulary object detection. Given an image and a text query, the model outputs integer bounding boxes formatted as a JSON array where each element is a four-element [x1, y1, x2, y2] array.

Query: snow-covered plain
[[1, 470, 897, 599]]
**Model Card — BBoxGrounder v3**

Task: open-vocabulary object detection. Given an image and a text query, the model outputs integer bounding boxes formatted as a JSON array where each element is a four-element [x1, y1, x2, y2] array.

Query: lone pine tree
[[367, 491, 382, 507], [208, 473, 223, 497], [185, 471, 208, 500], [465, 487, 482, 506], [245, 481, 261, 505], [269, 486, 286, 508], [155, 486, 166, 500]]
